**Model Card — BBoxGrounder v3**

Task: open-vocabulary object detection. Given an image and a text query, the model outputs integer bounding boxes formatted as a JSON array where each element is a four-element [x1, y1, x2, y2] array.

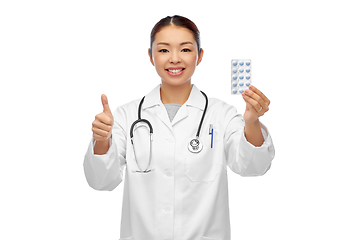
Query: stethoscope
[[130, 91, 208, 173]]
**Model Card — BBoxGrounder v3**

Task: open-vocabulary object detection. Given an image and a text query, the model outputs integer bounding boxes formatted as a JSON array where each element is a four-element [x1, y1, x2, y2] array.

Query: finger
[[95, 112, 113, 126], [242, 93, 263, 113], [243, 98, 263, 117], [249, 85, 270, 105], [92, 126, 110, 138], [244, 89, 266, 109], [101, 94, 112, 115], [93, 132, 109, 141], [92, 120, 112, 132]]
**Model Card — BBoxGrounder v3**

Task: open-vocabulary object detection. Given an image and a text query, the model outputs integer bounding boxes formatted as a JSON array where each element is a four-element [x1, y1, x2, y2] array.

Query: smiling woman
[[84, 15, 275, 240], [147, 18, 204, 104]]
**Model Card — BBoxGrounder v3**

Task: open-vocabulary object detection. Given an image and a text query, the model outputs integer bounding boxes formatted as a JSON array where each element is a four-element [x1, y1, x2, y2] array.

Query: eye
[[159, 49, 168, 53], [182, 48, 191, 52]]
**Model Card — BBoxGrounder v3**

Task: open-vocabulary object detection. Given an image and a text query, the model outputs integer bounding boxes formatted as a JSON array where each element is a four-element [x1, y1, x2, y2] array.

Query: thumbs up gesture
[[92, 94, 114, 142]]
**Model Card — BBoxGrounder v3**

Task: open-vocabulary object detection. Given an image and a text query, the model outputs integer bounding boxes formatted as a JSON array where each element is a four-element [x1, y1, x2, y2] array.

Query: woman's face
[[148, 25, 203, 87]]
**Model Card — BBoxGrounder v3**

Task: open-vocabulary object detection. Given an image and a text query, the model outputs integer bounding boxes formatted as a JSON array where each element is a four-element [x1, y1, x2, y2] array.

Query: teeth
[[168, 68, 183, 73]]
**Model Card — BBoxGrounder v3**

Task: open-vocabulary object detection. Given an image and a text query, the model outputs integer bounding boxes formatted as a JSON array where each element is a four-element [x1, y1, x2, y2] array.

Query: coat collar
[[142, 84, 206, 111]]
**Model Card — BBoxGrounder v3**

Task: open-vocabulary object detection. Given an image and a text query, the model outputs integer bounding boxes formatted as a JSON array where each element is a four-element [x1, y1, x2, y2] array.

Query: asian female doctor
[[84, 15, 275, 240]]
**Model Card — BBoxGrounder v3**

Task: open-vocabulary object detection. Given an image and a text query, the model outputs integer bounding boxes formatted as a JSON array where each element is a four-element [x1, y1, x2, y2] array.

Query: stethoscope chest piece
[[188, 137, 203, 153]]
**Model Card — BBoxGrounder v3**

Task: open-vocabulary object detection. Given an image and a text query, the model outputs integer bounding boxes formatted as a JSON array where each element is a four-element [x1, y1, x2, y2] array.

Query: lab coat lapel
[[142, 85, 173, 132], [171, 105, 188, 126], [171, 85, 204, 126], [155, 104, 173, 132]]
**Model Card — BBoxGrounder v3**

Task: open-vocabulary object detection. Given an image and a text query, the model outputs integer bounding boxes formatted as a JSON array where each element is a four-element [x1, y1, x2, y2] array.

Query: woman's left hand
[[241, 85, 270, 123]]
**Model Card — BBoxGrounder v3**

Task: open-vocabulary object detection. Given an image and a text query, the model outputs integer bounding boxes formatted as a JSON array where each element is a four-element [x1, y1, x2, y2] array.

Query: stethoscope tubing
[[130, 90, 208, 172], [196, 91, 208, 138], [130, 118, 153, 139]]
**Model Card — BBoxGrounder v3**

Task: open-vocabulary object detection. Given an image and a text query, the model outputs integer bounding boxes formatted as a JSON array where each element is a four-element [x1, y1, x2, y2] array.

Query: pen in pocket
[[209, 124, 214, 148]]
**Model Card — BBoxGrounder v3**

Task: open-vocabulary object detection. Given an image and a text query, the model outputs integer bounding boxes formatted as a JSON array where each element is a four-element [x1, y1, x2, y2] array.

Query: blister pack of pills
[[231, 59, 251, 95]]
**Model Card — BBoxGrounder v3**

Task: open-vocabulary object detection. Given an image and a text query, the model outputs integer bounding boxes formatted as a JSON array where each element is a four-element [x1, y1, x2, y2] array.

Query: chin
[[161, 77, 192, 87]]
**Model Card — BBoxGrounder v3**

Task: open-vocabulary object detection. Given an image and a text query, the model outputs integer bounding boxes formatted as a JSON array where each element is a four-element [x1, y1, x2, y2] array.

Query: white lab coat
[[84, 84, 275, 240]]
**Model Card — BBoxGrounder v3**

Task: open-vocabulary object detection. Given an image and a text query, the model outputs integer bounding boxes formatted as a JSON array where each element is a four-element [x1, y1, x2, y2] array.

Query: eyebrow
[[157, 41, 193, 46]]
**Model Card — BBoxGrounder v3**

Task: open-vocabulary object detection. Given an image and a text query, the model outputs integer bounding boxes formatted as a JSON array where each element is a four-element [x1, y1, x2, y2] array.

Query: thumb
[[101, 94, 111, 114]]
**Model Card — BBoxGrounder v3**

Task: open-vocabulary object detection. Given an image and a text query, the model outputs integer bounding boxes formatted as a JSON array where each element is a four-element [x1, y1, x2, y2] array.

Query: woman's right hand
[[92, 94, 114, 143]]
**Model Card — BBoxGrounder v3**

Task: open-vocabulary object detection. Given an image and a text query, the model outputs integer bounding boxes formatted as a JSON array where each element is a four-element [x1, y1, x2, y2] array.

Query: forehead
[[154, 26, 195, 45]]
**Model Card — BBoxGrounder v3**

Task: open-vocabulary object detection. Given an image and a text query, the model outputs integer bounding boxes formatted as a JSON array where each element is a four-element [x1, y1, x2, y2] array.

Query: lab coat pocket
[[185, 129, 222, 182]]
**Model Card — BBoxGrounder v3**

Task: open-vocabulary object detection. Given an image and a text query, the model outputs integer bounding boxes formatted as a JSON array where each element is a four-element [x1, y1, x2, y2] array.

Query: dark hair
[[150, 15, 201, 55]]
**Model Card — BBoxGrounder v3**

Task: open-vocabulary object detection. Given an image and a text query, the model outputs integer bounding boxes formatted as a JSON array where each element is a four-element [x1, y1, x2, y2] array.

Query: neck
[[160, 81, 192, 105]]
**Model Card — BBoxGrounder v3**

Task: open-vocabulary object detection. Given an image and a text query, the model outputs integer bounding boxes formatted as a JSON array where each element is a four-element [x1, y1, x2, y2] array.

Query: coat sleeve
[[224, 106, 275, 176], [83, 106, 127, 190]]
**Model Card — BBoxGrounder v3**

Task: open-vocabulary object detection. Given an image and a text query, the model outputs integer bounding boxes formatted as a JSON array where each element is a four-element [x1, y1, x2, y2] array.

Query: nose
[[169, 51, 181, 63]]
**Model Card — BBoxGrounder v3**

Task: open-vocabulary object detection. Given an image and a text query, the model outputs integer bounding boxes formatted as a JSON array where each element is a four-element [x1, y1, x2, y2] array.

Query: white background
[[1, 0, 359, 239]]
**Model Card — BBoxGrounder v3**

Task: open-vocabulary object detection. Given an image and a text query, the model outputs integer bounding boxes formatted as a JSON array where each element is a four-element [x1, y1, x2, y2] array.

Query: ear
[[148, 48, 155, 66], [196, 48, 204, 66]]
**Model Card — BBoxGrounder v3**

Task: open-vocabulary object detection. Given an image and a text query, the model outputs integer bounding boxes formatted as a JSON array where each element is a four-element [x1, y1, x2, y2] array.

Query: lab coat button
[[165, 171, 173, 177], [166, 138, 174, 143], [164, 206, 171, 212]]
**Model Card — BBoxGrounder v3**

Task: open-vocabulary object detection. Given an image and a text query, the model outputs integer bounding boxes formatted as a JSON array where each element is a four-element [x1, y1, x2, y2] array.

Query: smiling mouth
[[166, 68, 185, 73]]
